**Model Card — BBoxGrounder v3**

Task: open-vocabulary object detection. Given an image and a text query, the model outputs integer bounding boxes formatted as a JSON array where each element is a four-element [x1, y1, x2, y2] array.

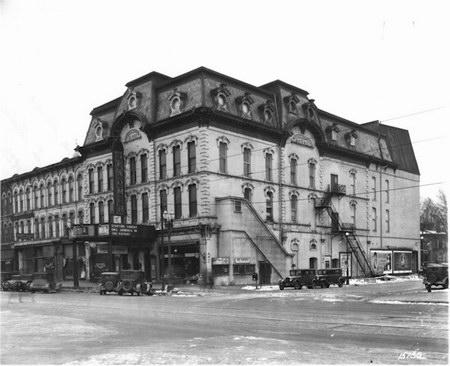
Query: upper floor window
[[372, 177, 377, 201], [26, 188, 31, 210], [219, 142, 227, 173], [97, 166, 103, 192], [350, 170, 357, 196], [243, 147, 251, 177], [174, 187, 182, 219], [107, 164, 113, 191], [34, 186, 38, 209], [159, 150, 167, 179], [385, 179, 390, 203], [90, 203, 95, 224], [77, 174, 83, 201], [160, 189, 167, 214], [173, 146, 181, 177], [350, 201, 357, 227], [372, 207, 377, 232], [244, 187, 252, 203], [309, 160, 316, 189], [40, 184, 45, 208], [99, 201, 105, 224], [47, 183, 52, 207], [141, 154, 148, 183], [291, 194, 298, 223], [290, 158, 297, 185], [265, 153, 273, 181], [188, 184, 197, 218], [187, 141, 196, 174], [131, 195, 137, 224], [142, 193, 149, 223], [78, 210, 84, 225], [68, 177, 74, 202], [129, 157, 136, 185], [266, 191, 274, 222], [107, 200, 113, 222], [385, 209, 390, 233], [88, 169, 94, 194], [61, 178, 67, 204]]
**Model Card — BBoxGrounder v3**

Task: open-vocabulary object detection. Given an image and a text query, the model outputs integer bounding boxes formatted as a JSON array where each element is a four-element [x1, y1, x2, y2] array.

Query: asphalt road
[[1, 279, 448, 365]]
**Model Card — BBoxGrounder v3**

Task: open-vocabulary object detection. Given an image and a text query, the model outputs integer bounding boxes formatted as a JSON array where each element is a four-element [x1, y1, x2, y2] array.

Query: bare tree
[[420, 190, 448, 233]]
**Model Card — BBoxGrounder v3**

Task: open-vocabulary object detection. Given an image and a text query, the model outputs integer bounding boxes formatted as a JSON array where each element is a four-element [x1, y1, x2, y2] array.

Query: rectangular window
[[69, 178, 74, 202], [141, 154, 148, 183], [351, 173, 356, 195], [99, 201, 104, 224], [372, 207, 377, 232], [89, 169, 94, 194], [34, 219, 39, 239], [212, 265, 229, 275], [78, 210, 84, 224], [107, 164, 113, 191], [131, 195, 137, 224], [244, 188, 252, 203], [234, 200, 242, 213], [266, 192, 273, 221], [62, 180, 67, 204], [372, 177, 377, 201], [385, 180, 390, 203], [351, 205, 356, 227], [130, 157, 136, 185], [219, 142, 227, 173], [385, 209, 390, 233], [47, 185, 52, 206], [309, 163, 316, 189], [40, 186, 44, 208], [159, 150, 167, 179], [265, 154, 273, 181], [90, 203, 95, 224], [290, 158, 297, 185], [34, 188, 39, 209], [142, 193, 149, 223], [107, 200, 113, 222], [188, 141, 196, 174], [174, 187, 182, 219], [160, 190, 167, 219], [243, 148, 251, 177], [97, 166, 103, 192], [291, 195, 297, 223], [233, 264, 255, 275], [173, 146, 181, 177], [188, 184, 197, 217], [77, 175, 83, 201]]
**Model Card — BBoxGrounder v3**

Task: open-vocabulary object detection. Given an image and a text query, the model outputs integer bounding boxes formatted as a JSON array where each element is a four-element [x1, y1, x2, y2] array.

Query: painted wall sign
[[234, 257, 251, 264], [124, 128, 142, 143], [291, 133, 313, 148]]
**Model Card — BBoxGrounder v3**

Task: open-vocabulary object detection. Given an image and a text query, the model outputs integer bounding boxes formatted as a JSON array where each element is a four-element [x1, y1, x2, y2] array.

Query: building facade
[[1, 67, 421, 285]]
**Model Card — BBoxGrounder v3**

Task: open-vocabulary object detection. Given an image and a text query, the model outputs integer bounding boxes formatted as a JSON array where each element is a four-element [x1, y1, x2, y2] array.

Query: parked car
[[29, 272, 62, 293], [98, 272, 120, 295], [315, 268, 347, 288], [4, 274, 33, 292], [118, 270, 151, 296], [423, 263, 448, 292], [1, 272, 12, 291], [279, 269, 317, 290]]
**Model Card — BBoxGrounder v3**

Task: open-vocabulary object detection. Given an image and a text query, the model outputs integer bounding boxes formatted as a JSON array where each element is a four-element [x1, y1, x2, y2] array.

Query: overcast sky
[[0, 0, 448, 200]]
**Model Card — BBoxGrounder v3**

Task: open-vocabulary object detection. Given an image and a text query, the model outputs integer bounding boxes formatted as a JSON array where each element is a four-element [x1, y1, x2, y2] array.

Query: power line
[[380, 106, 446, 123]]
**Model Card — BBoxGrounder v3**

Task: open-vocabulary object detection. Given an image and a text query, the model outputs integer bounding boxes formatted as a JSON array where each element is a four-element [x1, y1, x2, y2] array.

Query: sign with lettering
[[97, 243, 128, 255], [16, 233, 35, 240], [110, 223, 138, 237], [70, 225, 96, 238], [291, 133, 313, 148], [98, 224, 110, 236], [112, 142, 126, 217], [124, 129, 142, 143], [234, 257, 251, 264], [212, 257, 230, 265]]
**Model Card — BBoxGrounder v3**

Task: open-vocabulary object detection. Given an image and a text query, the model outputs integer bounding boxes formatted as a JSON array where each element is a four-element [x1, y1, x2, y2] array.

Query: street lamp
[[163, 210, 175, 287]]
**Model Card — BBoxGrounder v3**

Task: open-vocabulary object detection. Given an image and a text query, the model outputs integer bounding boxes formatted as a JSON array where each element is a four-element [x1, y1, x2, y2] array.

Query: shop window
[[233, 264, 255, 275], [213, 265, 229, 275]]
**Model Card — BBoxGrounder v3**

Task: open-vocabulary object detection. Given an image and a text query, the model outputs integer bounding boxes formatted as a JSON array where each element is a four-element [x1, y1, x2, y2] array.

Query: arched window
[[291, 194, 298, 223], [266, 191, 273, 222]]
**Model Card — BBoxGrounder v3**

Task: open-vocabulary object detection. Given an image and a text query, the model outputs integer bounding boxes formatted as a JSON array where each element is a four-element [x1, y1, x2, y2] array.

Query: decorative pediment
[[211, 83, 231, 112], [168, 88, 187, 116], [235, 92, 254, 119], [284, 93, 300, 115], [258, 100, 276, 123]]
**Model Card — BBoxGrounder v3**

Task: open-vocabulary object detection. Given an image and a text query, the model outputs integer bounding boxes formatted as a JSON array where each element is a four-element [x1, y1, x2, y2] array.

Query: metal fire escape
[[315, 184, 374, 277]]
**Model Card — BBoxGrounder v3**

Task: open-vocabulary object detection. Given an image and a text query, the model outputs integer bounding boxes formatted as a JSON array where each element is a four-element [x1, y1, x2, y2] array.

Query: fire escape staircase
[[315, 185, 374, 277]]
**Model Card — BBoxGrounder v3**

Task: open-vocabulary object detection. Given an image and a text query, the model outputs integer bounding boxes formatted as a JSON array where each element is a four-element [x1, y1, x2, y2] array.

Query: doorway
[[259, 261, 272, 284]]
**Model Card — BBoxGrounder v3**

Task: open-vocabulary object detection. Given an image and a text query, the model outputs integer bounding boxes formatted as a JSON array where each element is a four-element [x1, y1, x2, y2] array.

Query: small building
[[1, 67, 421, 285]]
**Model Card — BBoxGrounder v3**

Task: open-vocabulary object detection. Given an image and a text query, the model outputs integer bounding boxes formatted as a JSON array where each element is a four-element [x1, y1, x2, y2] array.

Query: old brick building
[[1, 67, 421, 285]]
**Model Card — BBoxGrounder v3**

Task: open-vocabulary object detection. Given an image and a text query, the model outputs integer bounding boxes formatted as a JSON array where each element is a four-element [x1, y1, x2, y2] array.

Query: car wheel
[[320, 280, 328, 288], [426, 285, 432, 293], [294, 281, 301, 290], [311, 280, 318, 289], [428, 274, 437, 284]]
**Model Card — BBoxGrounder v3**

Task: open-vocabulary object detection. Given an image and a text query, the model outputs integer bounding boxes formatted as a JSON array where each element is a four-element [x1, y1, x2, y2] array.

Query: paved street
[[1, 278, 448, 365]]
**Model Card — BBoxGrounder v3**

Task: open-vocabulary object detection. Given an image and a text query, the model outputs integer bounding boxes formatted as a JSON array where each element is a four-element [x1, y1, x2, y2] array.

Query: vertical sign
[[112, 140, 126, 217]]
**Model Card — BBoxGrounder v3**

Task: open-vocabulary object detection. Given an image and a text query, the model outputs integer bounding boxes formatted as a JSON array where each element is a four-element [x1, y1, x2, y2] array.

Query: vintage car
[[118, 270, 152, 296], [3, 274, 33, 292], [99, 272, 120, 295], [29, 272, 62, 293], [423, 263, 448, 292], [279, 269, 317, 290], [315, 268, 347, 288]]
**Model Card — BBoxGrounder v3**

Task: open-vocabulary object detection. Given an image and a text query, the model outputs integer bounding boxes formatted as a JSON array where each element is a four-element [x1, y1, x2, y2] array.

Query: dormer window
[[283, 93, 300, 116], [127, 90, 141, 110], [326, 123, 340, 142], [345, 129, 358, 148], [211, 83, 231, 112], [258, 100, 276, 124], [168, 88, 187, 117], [93, 118, 107, 142], [236, 92, 254, 119]]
